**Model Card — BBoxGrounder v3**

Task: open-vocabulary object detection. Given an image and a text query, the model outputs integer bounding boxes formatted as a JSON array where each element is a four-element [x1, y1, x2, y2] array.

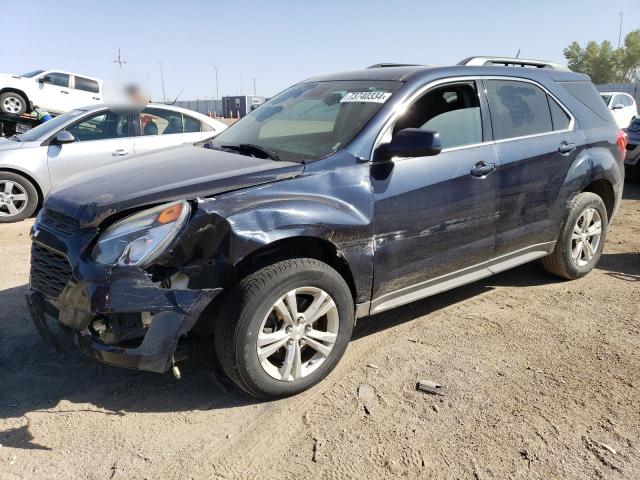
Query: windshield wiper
[[222, 143, 281, 161]]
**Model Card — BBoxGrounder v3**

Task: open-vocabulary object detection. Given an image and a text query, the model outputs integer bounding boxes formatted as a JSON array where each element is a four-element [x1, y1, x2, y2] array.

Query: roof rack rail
[[367, 63, 423, 69], [458, 56, 570, 71]]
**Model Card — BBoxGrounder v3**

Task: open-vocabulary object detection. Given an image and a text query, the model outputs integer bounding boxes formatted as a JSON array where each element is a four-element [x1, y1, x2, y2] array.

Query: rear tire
[[541, 192, 608, 280], [0, 172, 38, 223], [0, 92, 27, 115], [214, 258, 354, 399]]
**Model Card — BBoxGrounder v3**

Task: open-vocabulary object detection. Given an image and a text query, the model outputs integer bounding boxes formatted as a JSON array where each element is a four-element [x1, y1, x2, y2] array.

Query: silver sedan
[[0, 103, 227, 222]]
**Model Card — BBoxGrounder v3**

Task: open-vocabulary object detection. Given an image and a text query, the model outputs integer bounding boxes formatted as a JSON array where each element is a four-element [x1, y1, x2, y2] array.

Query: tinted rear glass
[[486, 80, 553, 140], [74, 76, 99, 93], [560, 82, 615, 123]]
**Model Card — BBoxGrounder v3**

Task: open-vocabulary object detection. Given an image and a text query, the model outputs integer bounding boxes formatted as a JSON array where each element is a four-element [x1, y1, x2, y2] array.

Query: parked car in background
[[26, 58, 625, 399], [0, 103, 227, 222], [600, 91, 637, 130], [625, 116, 640, 178], [0, 69, 103, 115]]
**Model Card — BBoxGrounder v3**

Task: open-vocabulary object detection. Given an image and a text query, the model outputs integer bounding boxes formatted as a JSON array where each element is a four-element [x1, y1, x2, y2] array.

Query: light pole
[[209, 61, 219, 117], [158, 62, 166, 103]]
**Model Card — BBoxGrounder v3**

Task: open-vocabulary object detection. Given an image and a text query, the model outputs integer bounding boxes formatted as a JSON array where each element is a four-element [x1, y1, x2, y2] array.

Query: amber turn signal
[[157, 204, 183, 224]]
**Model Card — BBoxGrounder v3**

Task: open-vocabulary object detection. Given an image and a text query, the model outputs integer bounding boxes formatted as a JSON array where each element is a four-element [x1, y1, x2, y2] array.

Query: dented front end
[[26, 209, 222, 373]]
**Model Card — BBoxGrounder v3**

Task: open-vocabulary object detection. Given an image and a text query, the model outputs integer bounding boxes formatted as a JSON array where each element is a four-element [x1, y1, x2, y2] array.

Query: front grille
[[42, 209, 82, 236], [30, 243, 72, 298]]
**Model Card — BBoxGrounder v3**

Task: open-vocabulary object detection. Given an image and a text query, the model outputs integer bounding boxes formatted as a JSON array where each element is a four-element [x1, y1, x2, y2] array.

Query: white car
[[0, 69, 103, 115], [0, 103, 227, 222], [600, 91, 638, 130]]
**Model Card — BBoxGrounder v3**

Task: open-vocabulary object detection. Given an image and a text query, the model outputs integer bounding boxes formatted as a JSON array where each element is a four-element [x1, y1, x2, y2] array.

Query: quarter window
[[74, 76, 100, 93], [486, 80, 553, 140], [548, 96, 571, 130]]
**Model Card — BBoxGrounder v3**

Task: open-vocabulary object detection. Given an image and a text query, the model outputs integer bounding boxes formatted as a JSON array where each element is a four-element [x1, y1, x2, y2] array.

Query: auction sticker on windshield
[[340, 91, 392, 103]]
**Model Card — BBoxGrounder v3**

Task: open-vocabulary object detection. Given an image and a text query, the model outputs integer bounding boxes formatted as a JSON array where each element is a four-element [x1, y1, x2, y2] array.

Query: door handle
[[111, 149, 129, 157], [92, 96, 100, 100], [60, 91, 69, 94], [470, 161, 496, 178], [558, 141, 576, 154]]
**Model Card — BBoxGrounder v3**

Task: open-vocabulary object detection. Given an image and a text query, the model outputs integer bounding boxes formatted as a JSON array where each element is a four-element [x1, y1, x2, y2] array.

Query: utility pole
[[208, 61, 219, 116], [240, 73, 243, 96], [253, 78, 256, 96], [113, 49, 127, 68], [158, 62, 166, 103], [618, 10, 624, 49]]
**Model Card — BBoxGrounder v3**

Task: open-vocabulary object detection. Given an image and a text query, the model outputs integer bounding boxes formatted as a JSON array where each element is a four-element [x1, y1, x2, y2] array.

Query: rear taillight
[[617, 130, 627, 160]]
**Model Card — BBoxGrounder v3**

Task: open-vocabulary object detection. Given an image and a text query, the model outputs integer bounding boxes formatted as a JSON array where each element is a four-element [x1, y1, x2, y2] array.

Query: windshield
[[600, 93, 613, 106], [17, 110, 85, 142], [21, 70, 45, 78], [211, 80, 402, 162]]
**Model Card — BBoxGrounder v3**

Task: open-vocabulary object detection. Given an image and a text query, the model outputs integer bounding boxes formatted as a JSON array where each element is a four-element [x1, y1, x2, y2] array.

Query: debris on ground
[[357, 383, 377, 415], [312, 437, 324, 463], [416, 380, 444, 396]]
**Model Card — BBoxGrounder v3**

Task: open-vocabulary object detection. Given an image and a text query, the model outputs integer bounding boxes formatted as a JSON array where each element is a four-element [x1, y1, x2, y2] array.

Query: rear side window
[[74, 76, 99, 93], [141, 108, 183, 135], [560, 81, 614, 123], [486, 80, 552, 140], [621, 95, 634, 107]]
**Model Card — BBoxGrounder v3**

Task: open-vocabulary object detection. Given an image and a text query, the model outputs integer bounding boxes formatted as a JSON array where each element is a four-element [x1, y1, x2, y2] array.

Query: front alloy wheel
[[257, 287, 339, 382], [215, 258, 354, 399]]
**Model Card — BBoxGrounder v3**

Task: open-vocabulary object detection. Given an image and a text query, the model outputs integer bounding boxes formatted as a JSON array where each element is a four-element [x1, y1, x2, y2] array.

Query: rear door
[[484, 77, 586, 260], [133, 107, 205, 156], [69, 76, 102, 109], [46, 109, 135, 186]]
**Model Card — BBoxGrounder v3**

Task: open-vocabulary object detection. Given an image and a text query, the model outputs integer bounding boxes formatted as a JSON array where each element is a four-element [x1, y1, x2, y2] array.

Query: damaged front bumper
[[26, 225, 221, 373]]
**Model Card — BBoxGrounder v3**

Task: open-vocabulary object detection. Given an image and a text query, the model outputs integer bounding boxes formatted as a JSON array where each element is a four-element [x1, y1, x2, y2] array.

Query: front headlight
[[92, 201, 190, 267]]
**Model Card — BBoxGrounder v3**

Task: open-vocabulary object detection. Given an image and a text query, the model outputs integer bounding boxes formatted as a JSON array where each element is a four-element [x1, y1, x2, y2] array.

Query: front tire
[[214, 258, 354, 399], [0, 92, 27, 115], [0, 172, 38, 223], [542, 192, 608, 279]]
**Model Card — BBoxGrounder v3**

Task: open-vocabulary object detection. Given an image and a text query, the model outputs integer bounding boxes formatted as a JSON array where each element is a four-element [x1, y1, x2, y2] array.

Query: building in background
[[222, 96, 266, 118]]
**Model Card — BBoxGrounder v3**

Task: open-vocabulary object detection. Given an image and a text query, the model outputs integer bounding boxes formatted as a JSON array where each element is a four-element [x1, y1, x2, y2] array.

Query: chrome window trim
[[371, 75, 576, 160]]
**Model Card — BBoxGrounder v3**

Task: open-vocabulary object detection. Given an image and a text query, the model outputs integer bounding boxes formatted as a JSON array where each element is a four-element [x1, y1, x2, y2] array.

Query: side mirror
[[374, 128, 442, 163], [51, 131, 76, 145], [37, 76, 50, 84], [612, 103, 625, 110]]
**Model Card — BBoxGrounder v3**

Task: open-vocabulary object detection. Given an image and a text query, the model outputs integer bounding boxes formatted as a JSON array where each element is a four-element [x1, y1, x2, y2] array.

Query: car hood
[[45, 144, 304, 227], [0, 138, 25, 151]]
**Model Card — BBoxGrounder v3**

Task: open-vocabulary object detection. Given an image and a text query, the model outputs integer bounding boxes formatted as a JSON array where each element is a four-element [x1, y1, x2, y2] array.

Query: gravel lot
[[1, 181, 638, 480]]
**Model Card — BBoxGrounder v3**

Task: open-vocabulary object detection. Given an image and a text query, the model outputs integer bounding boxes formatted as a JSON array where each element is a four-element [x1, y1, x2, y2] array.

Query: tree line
[[564, 29, 640, 84]]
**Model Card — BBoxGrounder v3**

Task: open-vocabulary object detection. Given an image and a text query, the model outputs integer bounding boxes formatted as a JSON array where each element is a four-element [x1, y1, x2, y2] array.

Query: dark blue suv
[[27, 58, 627, 398]]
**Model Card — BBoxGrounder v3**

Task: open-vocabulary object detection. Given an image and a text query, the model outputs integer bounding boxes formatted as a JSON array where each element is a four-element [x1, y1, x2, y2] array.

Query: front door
[[47, 109, 135, 186], [36, 72, 73, 113], [371, 80, 500, 312]]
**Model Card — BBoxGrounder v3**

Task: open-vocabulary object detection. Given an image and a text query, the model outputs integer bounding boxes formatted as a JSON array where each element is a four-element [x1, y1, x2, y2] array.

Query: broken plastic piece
[[416, 379, 444, 396]]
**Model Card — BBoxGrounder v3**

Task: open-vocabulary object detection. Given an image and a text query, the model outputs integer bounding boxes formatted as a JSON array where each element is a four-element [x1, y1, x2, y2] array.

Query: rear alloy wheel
[[0, 173, 38, 223], [542, 192, 608, 279], [215, 258, 354, 399], [0, 92, 27, 115]]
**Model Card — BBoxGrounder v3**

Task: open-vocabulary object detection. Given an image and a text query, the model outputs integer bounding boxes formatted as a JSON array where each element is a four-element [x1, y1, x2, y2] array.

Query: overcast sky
[[1, 0, 638, 101]]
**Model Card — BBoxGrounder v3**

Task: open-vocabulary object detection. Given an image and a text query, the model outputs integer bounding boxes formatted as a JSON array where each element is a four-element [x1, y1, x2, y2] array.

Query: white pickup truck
[[0, 69, 103, 115]]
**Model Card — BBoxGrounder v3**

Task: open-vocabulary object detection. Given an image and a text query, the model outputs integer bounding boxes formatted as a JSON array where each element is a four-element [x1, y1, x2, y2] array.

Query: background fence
[[174, 99, 224, 117], [595, 83, 640, 104]]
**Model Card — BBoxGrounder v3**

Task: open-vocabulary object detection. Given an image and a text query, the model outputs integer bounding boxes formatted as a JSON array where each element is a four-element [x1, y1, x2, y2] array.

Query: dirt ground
[[0, 182, 639, 480]]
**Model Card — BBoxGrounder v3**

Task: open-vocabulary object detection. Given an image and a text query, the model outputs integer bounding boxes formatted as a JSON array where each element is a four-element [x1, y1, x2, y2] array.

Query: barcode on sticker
[[340, 92, 392, 103]]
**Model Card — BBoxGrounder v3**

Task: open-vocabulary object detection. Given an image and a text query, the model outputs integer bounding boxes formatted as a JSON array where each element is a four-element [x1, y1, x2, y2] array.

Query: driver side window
[[65, 111, 131, 142], [392, 81, 483, 149]]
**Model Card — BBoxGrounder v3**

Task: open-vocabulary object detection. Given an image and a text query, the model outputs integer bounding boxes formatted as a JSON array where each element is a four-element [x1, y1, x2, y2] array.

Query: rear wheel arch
[[582, 179, 615, 220]]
